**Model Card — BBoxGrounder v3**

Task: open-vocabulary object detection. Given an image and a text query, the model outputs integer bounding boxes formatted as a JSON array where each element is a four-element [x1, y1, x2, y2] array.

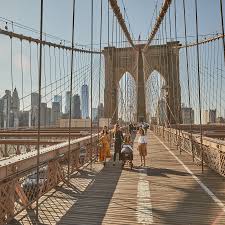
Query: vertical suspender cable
[[194, 0, 204, 172], [10, 37, 14, 93], [43, 45, 47, 105], [21, 40, 24, 110], [36, 0, 44, 220], [49, 46, 52, 103], [111, 15, 114, 123], [124, 7, 127, 127], [63, 48, 66, 92], [29, 42, 33, 95], [220, 0, 225, 62], [174, 0, 178, 121], [54, 47, 57, 95], [107, 0, 110, 128], [174, 0, 179, 123], [90, 0, 94, 169], [168, 7, 172, 40], [174, 0, 182, 149], [183, 0, 194, 161], [59, 48, 62, 98], [68, 0, 76, 178], [98, 0, 103, 157]]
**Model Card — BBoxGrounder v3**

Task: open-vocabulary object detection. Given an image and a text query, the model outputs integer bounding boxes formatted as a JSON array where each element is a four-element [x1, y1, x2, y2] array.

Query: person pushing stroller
[[121, 134, 134, 169]]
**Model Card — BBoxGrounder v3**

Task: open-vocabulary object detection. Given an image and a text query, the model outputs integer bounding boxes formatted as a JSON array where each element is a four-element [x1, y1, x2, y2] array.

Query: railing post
[[179, 129, 182, 155], [190, 134, 195, 162], [4, 144, 9, 157]]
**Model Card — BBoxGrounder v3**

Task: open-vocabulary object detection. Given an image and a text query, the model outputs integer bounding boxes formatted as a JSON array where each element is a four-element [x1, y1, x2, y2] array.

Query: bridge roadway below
[[10, 131, 225, 225]]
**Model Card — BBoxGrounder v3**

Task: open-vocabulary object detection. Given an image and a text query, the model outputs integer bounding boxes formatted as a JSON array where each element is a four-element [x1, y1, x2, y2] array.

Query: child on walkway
[[138, 128, 147, 166]]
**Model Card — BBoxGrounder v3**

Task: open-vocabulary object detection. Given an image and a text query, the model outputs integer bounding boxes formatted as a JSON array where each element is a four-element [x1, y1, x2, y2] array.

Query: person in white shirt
[[138, 128, 147, 166]]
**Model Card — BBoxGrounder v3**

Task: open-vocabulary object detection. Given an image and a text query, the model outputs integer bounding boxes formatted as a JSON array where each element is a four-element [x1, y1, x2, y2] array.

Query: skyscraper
[[51, 102, 60, 125], [2, 90, 11, 128], [12, 88, 20, 111], [46, 108, 52, 126], [65, 91, 71, 114], [204, 109, 217, 124], [81, 84, 89, 119], [31, 92, 40, 127], [204, 110, 209, 124], [31, 92, 39, 108], [72, 94, 81, 119], [181, 107, 194, 124], [40, 102, 47, 127], [19, 111, 30, 127], [209, 109, 216, 123], [98, 103, 104, 118], [0, 98, 4, 128], [92, 108, 98, 122], [54, 95, 62, 113], [11, 88, 20, 127]]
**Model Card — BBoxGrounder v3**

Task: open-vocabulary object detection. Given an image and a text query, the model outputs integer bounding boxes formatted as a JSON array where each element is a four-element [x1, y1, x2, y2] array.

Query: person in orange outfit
[[99, 126, 111, 166]]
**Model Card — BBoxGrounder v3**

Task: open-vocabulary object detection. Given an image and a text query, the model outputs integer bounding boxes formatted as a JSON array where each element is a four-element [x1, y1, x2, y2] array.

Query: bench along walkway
[[10, 131, 225, 225]]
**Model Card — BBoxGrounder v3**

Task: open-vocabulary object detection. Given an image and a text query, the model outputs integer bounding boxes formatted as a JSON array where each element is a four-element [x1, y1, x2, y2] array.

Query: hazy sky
[[0, 0, 222, 44], [0, 0, 224, 118]]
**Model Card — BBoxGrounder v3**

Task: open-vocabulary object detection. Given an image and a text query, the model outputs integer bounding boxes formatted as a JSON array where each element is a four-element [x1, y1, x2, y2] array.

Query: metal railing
[[152, 125, 225, 177], [0, 132, 99, 225]]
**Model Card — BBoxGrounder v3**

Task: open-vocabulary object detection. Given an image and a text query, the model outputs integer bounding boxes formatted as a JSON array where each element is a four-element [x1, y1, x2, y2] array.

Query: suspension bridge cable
[[179, 33, 225, 49], [36, 0, 44, 219], [10, 37, 13, 94], [29, 42, 33, 95], [220, 0, 225, 62], [108, 0, 135, 49], [20, 40, 24, 110], [67, 0, 76, 178], [98, 0, 103, 142], [0, 16, 72, 45], [183, 0, 193, 154], [194, 0, 204, 172], [0, 28, 101, 54], [90, 0, 94, 168], [143, 0, 172, 52]]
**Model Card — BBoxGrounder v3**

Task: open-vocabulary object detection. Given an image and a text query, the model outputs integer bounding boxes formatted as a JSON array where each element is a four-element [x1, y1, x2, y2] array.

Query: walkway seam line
[[154, 133, 225, 213], [136, 168, 153, 224]]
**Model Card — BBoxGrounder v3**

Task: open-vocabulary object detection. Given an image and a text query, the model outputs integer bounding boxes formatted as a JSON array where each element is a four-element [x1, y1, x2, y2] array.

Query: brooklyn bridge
[[1, 0, 225, 224]]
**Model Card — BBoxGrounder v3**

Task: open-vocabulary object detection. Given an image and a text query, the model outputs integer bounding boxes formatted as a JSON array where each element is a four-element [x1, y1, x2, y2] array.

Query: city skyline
[[0, 86, 105, 128], [1, 84, 225, 128]]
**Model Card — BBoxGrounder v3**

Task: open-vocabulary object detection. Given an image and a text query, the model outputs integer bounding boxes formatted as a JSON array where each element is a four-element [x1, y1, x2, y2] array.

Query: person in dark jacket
[[129, 122, 136, 143], [113, 124, 124, 166]]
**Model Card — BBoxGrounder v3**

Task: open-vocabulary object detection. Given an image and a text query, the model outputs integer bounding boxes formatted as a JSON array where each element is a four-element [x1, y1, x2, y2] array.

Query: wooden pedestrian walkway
[[10, 131, 225, 225]]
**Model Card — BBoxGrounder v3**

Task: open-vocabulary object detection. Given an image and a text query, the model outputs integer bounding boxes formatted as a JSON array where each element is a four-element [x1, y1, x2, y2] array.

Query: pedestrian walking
[[113, 124, 124, 166], [99, 126, 110, 166], [137, 128, 147, 167], [129, 122, 136, 143]]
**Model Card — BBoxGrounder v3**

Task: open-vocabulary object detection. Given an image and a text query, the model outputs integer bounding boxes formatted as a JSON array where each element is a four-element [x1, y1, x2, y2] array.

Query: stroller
[[121, 144, 133, 169]]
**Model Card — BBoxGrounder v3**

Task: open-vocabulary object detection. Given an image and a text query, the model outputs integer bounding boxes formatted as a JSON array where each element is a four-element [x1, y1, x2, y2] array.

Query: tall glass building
[[65, 91, 71, 114], [54, 95, 62, 113], [81, 84, 89, 119], [72, 94, 81, 119]]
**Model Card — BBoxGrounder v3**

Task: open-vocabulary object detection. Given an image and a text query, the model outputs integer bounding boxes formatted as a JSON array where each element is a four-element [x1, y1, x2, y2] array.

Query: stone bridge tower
[[103, 41, 181, 124]]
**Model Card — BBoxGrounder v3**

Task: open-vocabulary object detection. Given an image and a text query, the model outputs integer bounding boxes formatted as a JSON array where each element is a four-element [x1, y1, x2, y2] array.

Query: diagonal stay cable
[[109, 0, 135, 49], [143, 0, 172, 52]]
